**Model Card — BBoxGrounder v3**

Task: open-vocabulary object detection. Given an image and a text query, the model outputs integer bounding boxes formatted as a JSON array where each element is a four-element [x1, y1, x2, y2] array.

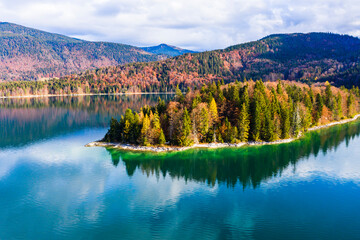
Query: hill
[[2, 32, 360, 96], [141, 44, 196, 57], [0, 22, 161, 81]]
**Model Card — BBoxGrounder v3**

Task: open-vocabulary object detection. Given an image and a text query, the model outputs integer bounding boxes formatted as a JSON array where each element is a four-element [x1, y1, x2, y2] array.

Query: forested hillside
[[103, 80, 360, 146], [2, 32, 360, 97], [0, 22, 160, 81]]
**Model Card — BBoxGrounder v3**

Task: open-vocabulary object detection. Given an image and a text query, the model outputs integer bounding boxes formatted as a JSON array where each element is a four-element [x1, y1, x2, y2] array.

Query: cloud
[[0, 0, 359, 50]]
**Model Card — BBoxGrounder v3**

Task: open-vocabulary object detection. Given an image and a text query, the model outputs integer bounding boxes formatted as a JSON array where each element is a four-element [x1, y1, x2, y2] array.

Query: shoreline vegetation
[[0, 92, 175, 99], [86, 114, 360, 152], [87, 80, 360, 152]]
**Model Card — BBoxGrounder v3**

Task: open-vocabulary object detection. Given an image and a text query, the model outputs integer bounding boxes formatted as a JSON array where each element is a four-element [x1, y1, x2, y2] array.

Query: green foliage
[[103, 80, 359, 147], [238, 103, 250, 142], [178, 108, 193, 146], [159, 129, 166, 145]]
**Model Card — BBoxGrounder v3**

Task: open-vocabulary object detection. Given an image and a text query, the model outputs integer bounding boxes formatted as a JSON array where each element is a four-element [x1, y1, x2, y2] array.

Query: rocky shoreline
[[308, 114, 360, 131], [85, 114, 360, 153], [85, 138, 297, 152]]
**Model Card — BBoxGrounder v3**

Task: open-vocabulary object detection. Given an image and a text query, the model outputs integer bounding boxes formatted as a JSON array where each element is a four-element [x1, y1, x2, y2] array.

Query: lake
[[0, 94, 360, 240]]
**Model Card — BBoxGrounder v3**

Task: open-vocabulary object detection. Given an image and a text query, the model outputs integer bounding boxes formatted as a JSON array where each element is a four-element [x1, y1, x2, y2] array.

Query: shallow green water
[[0, 95, 360, 239]]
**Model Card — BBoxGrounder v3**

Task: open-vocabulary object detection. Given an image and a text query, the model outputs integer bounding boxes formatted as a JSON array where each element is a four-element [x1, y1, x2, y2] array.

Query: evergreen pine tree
[[238, 103, 250, 142], [199, 107, 209, 141], [250, 90, 263, 141], [159, 128, 166, 145], [140, 114, 150, 145], [334, 93, 343, 120], [314, 93, 323, 124], [262, 107, 275, 141], [175, 84, 184, 102], [347, 93, 355, 117], [277, 81, 283, 95], [209, 97, 219, 125], [178, 108, 193, 146], [240, 85, 250, 108], [291, 102, 301, 137], [280, 102, 290, 139]]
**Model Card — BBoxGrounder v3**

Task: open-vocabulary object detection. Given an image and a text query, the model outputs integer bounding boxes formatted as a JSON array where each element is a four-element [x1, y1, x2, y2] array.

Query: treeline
[[103, 80, 360, 146], [0, 51, 227, 96], [3, 33, 360, 97]]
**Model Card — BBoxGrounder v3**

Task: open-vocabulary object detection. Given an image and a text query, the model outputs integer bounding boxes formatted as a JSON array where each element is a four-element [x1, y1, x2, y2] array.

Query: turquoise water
[[0, 95, 360, 239]]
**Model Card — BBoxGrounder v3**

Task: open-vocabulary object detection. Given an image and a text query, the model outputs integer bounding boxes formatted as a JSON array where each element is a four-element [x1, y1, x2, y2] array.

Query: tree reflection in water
[[0, 94, 173, 148], [107, 120, 360, 189]]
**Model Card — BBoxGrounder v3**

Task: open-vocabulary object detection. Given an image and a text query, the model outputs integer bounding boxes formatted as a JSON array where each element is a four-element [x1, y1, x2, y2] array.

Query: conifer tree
[[152, 111, 161, 130], [106, 117, 120, 142], [123, 120, 131, 142], [325, 83, 334, 111], [140, 114, 150, 145], [192, 93, 201, 110], [175, 84, 184, 102], [277, 81, 283, 95], [347, 93, 355, 117], [291, 102, 301, 136], [314, 93, 323, 124], [238, 103, 250, 142], [280, 102, 290, 139], [262, 107, 275, 141], [302, 107, 312, 130], [209, 97, 218, 125], [159, 128, 166, 145], [250, 90, 263, 141], [334, 93, 343, 120], [199, 107, 209, 141], [240, 85, 250, 108], [178, 108, 193, 146]]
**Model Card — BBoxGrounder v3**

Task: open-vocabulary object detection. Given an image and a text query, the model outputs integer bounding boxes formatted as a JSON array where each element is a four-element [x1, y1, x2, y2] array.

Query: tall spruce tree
[[238, 103, 250, 142], [209, 97, 219, 125], [178, 108, 193, 146], [250, 89, 264, 141], [280, 102, 290, 139]]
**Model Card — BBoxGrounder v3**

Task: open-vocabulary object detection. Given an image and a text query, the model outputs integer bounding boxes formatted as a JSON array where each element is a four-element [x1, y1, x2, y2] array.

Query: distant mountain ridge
[[2, 32, 360, 97], [0, 22, 161, 81], [71, 32, 360, 90], [141, 44, 196, 57]]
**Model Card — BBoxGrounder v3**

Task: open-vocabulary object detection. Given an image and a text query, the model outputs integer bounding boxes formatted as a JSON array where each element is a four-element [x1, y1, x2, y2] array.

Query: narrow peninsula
[[88, 80, 360, 152]]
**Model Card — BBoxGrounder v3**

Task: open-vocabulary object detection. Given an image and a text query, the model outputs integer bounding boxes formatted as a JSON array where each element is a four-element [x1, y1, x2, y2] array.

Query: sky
[[0, 0, 359, 51]]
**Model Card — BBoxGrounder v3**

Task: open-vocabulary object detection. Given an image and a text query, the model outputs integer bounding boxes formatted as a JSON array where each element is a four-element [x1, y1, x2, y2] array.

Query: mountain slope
[[222, 33, 360, 86], [2, 32, 360, 96], [141, 44, 196, 57], [0, 22, 160, 81], [70, 32, 360, 90]]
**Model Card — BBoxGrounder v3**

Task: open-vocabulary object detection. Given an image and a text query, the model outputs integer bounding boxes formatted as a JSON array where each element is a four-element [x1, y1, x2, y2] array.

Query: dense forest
[[2, 32, 360, 97], [102, 80, 360, 147]]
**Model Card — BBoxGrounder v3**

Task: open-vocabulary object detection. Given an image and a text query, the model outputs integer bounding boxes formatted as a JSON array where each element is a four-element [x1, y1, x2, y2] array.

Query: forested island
[[96, 80, 360, 151]]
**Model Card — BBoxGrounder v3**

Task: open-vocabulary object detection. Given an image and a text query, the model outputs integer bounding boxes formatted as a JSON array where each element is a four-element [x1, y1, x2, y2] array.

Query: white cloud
[[1, 0, 360, 50]]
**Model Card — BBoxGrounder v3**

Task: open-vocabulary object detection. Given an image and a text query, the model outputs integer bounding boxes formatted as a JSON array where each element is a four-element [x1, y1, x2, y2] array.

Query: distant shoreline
[[86, 114, 360, 153], [0, 92, 175, 99]]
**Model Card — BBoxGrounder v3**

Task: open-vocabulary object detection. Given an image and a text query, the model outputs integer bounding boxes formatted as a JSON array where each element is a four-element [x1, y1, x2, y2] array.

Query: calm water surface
[[0, 95, 360, 240]]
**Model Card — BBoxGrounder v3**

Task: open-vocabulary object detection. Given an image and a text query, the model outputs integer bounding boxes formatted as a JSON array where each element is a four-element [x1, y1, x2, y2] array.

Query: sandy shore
[[86, 114, 360, 153]]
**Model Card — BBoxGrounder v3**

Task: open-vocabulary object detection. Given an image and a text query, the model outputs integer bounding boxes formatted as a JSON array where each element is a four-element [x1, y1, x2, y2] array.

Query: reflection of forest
[[0, 94, 173, 148], [107, 120, 360, 189]]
